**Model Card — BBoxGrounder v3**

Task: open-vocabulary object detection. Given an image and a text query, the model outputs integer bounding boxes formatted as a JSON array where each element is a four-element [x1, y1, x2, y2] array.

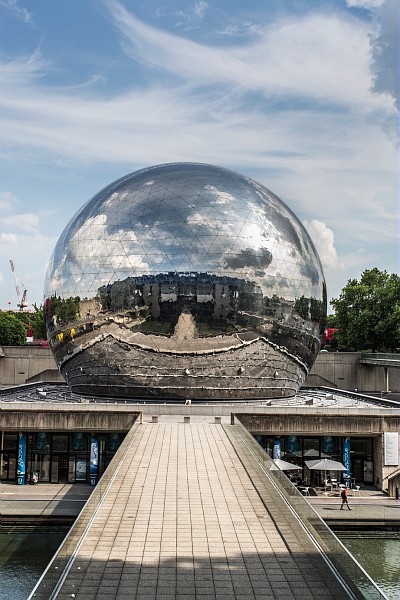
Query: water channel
[[0, 527, 398, 599]]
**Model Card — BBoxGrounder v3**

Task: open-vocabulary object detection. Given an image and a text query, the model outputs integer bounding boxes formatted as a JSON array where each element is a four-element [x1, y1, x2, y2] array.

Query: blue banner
[[17, 433, 26, 485], [273, 438, 281, 460], [90, 436, 99, 486], [342, 437, 351, 485]]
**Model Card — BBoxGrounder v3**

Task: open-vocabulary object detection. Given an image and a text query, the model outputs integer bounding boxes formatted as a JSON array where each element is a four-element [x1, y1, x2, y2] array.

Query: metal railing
[[360, 353, 400, 362], [28, 417, 142, 599], [230, 415, 390, 600]]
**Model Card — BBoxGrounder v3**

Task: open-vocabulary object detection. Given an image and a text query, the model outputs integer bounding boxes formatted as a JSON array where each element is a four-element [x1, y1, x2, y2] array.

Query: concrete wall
[[235, 413, 400, 436], [1, 346, 399, 393], [306, 352, 400, 392], [0, 407, 140, 432], [0, 346, 63, 386]]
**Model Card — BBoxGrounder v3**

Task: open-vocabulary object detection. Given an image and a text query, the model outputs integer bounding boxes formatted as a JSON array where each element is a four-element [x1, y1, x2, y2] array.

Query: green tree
[[330, 269, 400, 352], [0, 311, 27, 346], [325, 314, 338, 328], [31, 304, 47, 339], [6, 307, 47, 340]]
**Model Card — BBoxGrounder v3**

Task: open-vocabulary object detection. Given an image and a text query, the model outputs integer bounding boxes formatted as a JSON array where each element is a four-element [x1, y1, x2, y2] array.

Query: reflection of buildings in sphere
[[96, 273, 264, 333], [44, 163, 326, 400]]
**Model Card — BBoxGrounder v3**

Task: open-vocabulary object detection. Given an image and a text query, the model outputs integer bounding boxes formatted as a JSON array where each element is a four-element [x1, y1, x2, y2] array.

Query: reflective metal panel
[[44, 163, 326, 400]]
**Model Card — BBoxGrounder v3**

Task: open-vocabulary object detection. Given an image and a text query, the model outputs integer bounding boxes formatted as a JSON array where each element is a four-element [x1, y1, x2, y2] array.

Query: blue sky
[[0, 0, 398, 312]]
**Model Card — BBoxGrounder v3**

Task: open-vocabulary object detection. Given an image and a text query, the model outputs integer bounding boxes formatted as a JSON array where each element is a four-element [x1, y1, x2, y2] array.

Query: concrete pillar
[[184, 416, 190, 424], [214, 417, 221, 424], [152, 415, 159, 423], [384, 367, 390, 393]]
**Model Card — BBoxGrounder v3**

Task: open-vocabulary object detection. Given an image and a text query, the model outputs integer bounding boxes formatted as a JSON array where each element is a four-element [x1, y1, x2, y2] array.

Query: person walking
[[340, 486, 351, 510]]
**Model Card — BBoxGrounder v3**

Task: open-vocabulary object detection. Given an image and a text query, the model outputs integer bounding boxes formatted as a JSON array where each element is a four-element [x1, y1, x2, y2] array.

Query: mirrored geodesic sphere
[[44, 163, 326, 400]]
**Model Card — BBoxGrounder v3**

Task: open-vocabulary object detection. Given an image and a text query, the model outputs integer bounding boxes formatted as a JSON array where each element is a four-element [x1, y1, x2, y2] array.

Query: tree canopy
[[330, 268, 400, 352], [0, 311, 27, 346], [4, 306, 47, 341]]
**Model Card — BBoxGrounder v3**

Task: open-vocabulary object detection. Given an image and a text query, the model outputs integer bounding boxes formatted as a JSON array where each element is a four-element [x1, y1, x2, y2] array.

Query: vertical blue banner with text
[[90, 436, 99, 486], [342, 437, 351, 485], [17, 432, 26, 485], [273, 438, 281, 460]]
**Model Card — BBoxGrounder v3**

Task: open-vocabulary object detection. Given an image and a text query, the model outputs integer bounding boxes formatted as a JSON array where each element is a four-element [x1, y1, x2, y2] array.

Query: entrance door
[[58, 456, 69, 482], [1, 452, 17, 481], [353, 459, 363, 483], [50, 455, 69, 483]]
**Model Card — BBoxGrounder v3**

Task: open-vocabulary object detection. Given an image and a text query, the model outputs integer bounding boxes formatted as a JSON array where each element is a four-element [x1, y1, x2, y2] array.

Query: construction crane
[[9, 259, 28, 311]]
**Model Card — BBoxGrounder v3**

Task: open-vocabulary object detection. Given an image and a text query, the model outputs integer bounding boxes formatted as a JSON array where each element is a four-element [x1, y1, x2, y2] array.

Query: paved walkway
[[0, 482, 91, 519], [2, 480, 397, 526], [31, 422, 351, 599]]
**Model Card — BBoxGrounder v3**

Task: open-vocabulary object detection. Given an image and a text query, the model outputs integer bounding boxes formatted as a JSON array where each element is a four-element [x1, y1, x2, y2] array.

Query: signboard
[[342, 437, 351, 481], [384, 432, 399, 466], [273, 438, 281, 460], [90, 436, 99, 486], [76, 458, 87, 481], [17, 433, 26, 485]]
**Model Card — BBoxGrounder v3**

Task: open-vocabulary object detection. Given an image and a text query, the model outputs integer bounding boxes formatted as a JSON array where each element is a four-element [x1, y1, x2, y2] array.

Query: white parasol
[[271, 459, 302, 471], [305, 458, 347, 493], [305, 458, 346, 471]]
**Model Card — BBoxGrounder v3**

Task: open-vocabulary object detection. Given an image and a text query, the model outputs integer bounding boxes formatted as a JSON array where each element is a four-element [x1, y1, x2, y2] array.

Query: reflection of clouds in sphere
[[44, 163, 326, 401]]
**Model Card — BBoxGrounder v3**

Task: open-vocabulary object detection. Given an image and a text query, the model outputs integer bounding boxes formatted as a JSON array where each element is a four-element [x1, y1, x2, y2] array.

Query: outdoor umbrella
[[305, 458, 347, 492], [292, 449, 329, 458], [271, 459, 302, 471]]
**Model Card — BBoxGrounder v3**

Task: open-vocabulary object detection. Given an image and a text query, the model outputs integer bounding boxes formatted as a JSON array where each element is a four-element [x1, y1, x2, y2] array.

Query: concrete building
[[1, 383, 399, 497]]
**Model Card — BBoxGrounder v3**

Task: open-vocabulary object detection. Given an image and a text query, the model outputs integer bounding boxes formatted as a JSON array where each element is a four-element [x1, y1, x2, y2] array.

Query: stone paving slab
[[50, 423, 349, 599]]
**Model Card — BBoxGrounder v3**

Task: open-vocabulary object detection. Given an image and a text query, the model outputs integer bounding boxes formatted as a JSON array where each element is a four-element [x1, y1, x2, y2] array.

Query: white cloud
[[302, 220, 341, 272], [0, 213, 40, 233], [346, 0, 383, 8], [175, 1, 208, 26], [370, 0, 399, 109], [0, 5, 396, 170], [217, 23, 263, 37], [0, 0, 32, 23], [302, 219, 348, 305], [108, 1, 392, 109], [193, 1, 208, 19], [0, 191, 19, 210], [0, 232, 18, 244]]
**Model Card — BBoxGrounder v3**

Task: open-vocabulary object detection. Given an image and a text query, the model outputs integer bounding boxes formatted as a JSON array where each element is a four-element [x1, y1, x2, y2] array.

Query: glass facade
[[254, 435, 374, 487], [44, 163, 326, 400], [0, 432, 124, 484]]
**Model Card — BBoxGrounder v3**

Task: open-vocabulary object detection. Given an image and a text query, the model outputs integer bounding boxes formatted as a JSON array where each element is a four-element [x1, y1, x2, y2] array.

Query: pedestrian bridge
[[359, 353, 400, 368], [29, 417, 386, 599]]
